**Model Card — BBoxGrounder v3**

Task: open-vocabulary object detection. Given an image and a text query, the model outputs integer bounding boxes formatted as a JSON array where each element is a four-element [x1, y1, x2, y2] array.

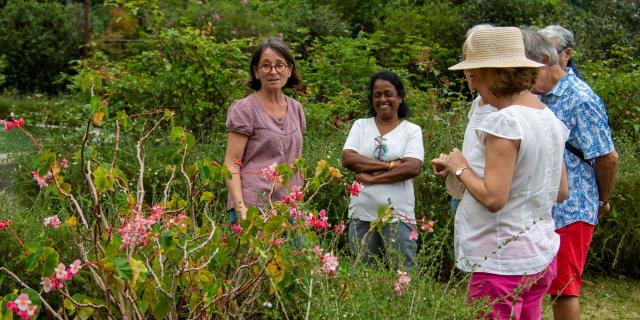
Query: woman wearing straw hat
[[431, 27, 569, 319]]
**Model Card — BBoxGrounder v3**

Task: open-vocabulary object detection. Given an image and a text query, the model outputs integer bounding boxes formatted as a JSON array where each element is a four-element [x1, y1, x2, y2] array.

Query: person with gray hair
[[522, 28, 619, 320], [540, 25, 585, 81]]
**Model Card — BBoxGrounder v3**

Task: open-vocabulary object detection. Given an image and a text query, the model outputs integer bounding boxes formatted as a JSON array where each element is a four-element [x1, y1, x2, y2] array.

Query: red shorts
[[548, 221, 595, 297]]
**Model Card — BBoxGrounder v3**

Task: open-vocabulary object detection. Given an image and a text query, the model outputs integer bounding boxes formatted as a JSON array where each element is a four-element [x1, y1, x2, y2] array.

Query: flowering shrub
[[0, 92, 386, 319]]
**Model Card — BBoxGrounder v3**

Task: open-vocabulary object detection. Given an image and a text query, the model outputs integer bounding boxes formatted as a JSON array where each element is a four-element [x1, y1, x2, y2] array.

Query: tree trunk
[[82, 0, 91, 57]]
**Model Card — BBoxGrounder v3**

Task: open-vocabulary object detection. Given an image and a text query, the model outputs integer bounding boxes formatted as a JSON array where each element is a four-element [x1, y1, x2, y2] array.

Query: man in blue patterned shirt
[[522, 28, 619, 320]]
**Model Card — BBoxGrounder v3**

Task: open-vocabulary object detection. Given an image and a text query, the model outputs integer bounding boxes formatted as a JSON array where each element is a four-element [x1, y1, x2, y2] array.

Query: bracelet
[[388, 160, 397, 170]]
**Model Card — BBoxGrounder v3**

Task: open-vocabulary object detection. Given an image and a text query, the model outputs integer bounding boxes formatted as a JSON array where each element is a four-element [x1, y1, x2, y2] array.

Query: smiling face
[[372, 79, 402, 121], [254, 48, 292, 91]]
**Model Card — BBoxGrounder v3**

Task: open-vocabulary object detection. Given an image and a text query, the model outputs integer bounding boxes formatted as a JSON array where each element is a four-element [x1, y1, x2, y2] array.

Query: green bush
[[0, 0, 82, 93]]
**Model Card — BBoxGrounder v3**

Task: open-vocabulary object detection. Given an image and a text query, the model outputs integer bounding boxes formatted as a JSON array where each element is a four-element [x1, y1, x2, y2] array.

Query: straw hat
[[449, 26, 543, 70]]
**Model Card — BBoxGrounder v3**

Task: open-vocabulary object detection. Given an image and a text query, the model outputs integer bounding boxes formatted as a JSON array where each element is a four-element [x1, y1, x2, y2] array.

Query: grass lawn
[[542, 275, 640, 319]]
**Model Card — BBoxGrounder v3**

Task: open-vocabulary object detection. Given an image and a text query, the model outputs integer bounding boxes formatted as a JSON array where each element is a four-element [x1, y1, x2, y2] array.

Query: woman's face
[[466, 69, 496, 105], [254, 48, 292, 91], [372, 79, 402, 120]]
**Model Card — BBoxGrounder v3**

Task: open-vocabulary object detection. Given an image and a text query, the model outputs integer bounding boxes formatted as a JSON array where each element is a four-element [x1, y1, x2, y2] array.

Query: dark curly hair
[[368, 70, 410, 118], [248, 37, 301, 90]]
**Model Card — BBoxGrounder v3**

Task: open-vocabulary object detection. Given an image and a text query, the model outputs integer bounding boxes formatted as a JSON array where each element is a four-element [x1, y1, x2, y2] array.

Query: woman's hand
[[431, 149, 468, 176], [431, 153, 450, 177], [354, 172, 375, 184], [446, 148, 469, 172]]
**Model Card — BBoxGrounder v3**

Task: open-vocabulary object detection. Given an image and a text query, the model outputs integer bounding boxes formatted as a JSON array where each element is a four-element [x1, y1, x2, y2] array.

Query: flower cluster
[[313, 246, 339, 276], [333, 220, 346, 235], [260, 163, 282, 183], [118, 213, 158, 249], [282, 185, 303, 207], [1, 117, 25, 132], [40, 260, 82, 293], [31, 171, 53, 189], [44, 215, 62, 229], [349, 180, 364, 197], [419, 218, 436, 233], [0, 219, 11, 231], [306, 209, 329, 231], [409, 229, 418, 241], [394, 270, 411, 295], [232, 224, 243, 237], [6, 294, 37, 320]]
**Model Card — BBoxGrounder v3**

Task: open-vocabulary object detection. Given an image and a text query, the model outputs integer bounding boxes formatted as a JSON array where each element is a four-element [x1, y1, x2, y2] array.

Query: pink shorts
[[468, 257, 557, 320], [548, 221, 595, 297]]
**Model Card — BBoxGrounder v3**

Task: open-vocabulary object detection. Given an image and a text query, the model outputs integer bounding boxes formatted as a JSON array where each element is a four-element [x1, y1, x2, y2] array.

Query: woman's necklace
[[376, 117, 400, 136]]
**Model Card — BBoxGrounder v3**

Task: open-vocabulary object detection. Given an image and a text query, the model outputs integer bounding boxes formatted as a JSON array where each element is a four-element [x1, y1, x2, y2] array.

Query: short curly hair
[[248, 37, 301, 90], [475, 67, 539, 97]]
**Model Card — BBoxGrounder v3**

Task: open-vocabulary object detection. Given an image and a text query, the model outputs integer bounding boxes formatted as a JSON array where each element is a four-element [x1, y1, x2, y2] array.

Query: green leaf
[[1, 292, 18, 319], [115, 257, 133, 281], [151, 294, 171, 320], [160, 230, 174, 250], [42, 247, 59, 276], [130, 258, 148, 285], [200, 191, 213, 203]]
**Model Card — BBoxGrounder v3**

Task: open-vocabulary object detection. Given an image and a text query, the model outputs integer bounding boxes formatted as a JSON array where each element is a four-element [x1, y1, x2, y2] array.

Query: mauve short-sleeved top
[[226, 94, 305, 210]]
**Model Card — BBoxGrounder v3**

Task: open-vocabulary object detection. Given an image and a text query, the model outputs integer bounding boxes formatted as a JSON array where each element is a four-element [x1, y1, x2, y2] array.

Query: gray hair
[[540, 25, 575, 52], [521, 27, 559, 66], [466, 24, 494, 39]]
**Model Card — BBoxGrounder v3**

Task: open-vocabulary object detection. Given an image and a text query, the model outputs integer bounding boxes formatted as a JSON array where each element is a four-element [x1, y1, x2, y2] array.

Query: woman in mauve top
[[223, 38, 305, 222]]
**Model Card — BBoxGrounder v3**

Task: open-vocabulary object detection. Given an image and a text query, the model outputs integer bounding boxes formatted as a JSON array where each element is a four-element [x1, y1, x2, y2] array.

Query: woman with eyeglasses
[[342, 70, 424, 270], [224, 37, 304, 223]]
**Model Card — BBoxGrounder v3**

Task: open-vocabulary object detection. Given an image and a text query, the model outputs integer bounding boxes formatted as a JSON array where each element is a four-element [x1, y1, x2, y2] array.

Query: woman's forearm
[[360, 158, 422, 184], [342, 150, 391, 173]]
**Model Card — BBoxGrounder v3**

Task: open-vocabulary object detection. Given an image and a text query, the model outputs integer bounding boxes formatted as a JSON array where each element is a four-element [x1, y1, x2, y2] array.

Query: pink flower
[[6, 300, 15, 311], [1, 117, 25, 132], [260, 163, 283, 183], [15, 293, 31, 312], [60, 159, 69, 168], [69, 259, 82, 275], [241, 0, 248, 5], [319, 252, 339, 276], [306, 209, 329, 231], [282, 185, 304, 207], [232, 224, 243, 237], [55, 263, 67, 280], [213, 13, 221, 22], [349, 181, 363, 197], [273, 238, 281, 248], [420, 220, 436, 233], [27, 305, 37, 317], [44, 215, 62, 229], [408, 230, 418, 241], [333, 220, 346, 235], [31, 171, 50, 189], [41, 277, 53, 293], [0, 219, 11, 231], [150, 204, 165, 220], [394, 270, 411, 295], [313, 245, 322, 256]]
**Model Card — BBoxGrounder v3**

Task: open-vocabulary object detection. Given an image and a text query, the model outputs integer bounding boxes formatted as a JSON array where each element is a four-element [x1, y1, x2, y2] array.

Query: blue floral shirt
[[541, 69, 615, 229]]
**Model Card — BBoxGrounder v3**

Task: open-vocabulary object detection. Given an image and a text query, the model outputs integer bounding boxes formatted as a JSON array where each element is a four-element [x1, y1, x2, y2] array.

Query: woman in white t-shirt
[[342, 71, 424, 270], [431, 27, 569, 319]]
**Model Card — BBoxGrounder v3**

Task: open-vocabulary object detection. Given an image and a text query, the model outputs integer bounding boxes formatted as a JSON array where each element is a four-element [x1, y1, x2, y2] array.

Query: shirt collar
[[545, 68, 576, 98]]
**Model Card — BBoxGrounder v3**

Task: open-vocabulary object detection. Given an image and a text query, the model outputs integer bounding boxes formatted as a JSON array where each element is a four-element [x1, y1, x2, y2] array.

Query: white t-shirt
[[455, 105, 569, 275], [343, 118, 424, 222]]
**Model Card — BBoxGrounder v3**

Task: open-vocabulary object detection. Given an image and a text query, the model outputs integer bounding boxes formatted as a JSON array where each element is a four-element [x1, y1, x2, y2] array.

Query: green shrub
[[581, 45, 640, 138], [0, 0, 82, 93]]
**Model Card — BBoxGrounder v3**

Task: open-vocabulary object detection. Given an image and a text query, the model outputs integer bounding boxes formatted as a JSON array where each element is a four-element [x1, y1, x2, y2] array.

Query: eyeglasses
[[259, 63, 289, 73], [373, 136, 388, 161]]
